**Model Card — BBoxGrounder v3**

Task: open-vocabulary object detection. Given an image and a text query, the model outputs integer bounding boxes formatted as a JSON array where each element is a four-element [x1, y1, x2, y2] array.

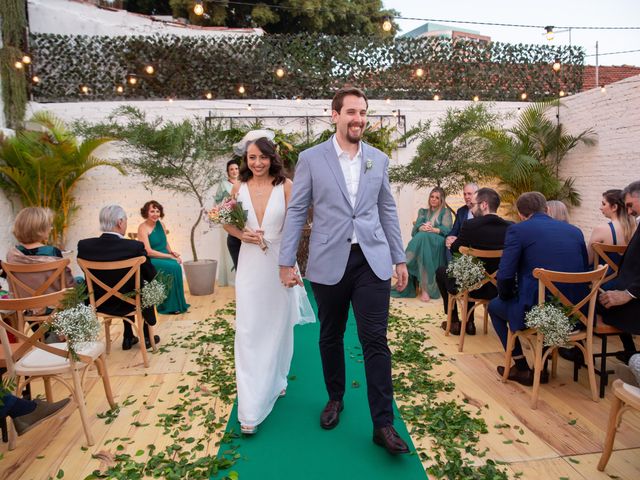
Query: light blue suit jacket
[[279, 138, 405, 285]]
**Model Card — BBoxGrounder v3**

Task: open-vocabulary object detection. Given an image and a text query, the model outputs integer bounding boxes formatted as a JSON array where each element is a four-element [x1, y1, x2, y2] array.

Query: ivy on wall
[[0, 0, 28, 128], [28, 33, 584, 102]]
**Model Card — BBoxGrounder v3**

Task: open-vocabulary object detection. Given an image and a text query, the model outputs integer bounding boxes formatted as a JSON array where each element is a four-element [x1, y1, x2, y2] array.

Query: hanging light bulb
[[415, 68, 424, 77], [247, 104, 252, 111], [545, 26, 555, 41], [296, 96, 302, 103], [275, 67, 285, 78], [520, 92, 528, 100], [21, 54, 31, 64], [473, 95, 480, 102], [600, 85, 607, 93], [385, 98, 391, 104], [168, 97, 174, 103], [115, 85, 124, 94], [238, 85, 246, 94], [80, 85, 90, 94], [559, 90, 565, 97], [127, 75, 138, 85], [32, 75, 40, 84], [144, 65, 155, 75], [433, 94, 440, 101], [382, 17, 392, 32], [193, 1, 204, 16], [205, 91, 213, 99], [14, 61, 23, 69], [552, 58, 561, 72], [392, 110, 398, 117]]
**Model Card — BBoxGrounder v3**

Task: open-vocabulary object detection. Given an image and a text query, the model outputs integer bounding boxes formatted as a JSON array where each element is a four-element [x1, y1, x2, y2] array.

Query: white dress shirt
[[332, 135, 362, 244]]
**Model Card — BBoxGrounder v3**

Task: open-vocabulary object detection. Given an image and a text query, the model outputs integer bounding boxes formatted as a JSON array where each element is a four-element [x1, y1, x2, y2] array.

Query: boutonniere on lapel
[[365, 158, 373, 173]]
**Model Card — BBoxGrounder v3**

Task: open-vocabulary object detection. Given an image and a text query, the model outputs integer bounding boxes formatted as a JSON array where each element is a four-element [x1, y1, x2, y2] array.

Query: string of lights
[[585, 48, 640, 57]]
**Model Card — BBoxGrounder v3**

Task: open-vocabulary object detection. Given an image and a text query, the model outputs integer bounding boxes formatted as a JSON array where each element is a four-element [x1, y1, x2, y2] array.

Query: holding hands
[[279, 266, 303, 288]]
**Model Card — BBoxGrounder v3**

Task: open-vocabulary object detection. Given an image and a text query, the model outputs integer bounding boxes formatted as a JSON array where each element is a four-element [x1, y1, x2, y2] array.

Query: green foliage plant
[[0, 0, 28, 128], [478, 100, 596, 216], [75, 106, 231, 261], [0, 111, 123, 247], [389, 103, 501, 193]]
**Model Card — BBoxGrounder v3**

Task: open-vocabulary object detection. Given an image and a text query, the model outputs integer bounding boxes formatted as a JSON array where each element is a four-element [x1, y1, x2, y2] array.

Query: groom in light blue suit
[[279, 87, 410, 455]]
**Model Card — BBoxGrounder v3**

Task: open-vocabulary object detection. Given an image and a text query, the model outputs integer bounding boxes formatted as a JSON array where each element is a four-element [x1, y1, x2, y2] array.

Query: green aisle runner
[[215, 283, 427, 479]]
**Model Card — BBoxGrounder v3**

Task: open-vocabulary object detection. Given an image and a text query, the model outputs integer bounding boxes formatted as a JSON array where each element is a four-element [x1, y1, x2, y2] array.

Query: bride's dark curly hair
[[238, 137, 287, 186]]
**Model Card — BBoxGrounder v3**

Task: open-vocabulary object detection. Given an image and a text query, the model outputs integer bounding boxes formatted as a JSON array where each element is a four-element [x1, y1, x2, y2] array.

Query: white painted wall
[[28, 0, 263, 37], [558, 75, 640, 240]]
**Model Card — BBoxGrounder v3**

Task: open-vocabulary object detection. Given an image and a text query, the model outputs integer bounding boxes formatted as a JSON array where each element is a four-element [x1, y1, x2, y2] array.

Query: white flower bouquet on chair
[[140, 273, 171, 309], [525, 303, 577, 347], [446, 254, 486, 292]]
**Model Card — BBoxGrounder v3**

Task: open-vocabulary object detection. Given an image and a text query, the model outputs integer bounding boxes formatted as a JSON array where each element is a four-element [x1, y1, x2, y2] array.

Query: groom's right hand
[[279, 266, 303, 288]]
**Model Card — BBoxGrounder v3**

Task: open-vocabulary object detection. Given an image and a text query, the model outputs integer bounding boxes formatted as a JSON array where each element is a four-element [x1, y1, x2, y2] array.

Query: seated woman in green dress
[[137, 200, 190, 315], [392, 187, 453, 302]]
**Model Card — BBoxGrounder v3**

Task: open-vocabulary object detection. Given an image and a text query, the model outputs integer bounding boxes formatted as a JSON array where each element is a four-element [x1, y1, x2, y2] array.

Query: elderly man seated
[[77, 205, 160, 350]]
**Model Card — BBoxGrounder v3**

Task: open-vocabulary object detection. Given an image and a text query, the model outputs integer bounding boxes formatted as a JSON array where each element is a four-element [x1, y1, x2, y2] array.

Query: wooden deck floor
[[1, 288, 639, 480]]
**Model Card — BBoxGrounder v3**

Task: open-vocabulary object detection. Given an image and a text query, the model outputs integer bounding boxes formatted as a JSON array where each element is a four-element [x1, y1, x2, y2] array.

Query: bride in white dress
[[224, 131, 314, 434]]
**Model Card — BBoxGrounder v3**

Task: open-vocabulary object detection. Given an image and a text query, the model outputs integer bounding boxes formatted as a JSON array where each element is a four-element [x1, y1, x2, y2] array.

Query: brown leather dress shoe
[[465, 321, 476, 336], [373, 425, 410, 454], [497, 366, 549, 386], [441, 320, 461, 335], [320, 400, 343, 429]]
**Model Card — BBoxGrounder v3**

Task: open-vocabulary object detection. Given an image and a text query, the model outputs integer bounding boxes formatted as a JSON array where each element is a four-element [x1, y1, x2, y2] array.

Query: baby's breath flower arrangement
[[141, 274, 170, 309], [525, 303, 577, 347], [48, 283, 100, 360], [446, 254, 486, 292]]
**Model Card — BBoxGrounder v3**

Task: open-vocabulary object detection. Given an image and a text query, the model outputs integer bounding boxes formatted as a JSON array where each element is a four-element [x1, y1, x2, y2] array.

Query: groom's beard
[[345, 121, 365, 143]]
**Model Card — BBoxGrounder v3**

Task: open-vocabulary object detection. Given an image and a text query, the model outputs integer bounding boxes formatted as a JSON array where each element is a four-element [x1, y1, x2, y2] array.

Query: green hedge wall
[[28, 33, 584, 102]]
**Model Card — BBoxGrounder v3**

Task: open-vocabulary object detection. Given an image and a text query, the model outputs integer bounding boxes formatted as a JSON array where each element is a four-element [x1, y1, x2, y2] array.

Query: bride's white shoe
[[279, 389, 287, 398], [241, 424, 258, 435]]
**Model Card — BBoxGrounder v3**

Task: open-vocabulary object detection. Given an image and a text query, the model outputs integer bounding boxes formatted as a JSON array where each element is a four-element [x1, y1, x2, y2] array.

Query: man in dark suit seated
[[77, 205, 160, 350], [488, 192, 589, 386], [445, 183, 478, 260], [598, 180, 640, 362], [436, 187, 513, 335]]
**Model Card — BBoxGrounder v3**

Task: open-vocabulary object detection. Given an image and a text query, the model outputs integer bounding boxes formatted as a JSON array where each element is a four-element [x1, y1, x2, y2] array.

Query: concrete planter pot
[[183, 259, 218, 296]]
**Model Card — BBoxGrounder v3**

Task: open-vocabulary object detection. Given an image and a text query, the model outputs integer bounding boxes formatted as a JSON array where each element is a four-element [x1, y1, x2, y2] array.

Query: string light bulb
[[392, 110, 398, 117], [559, 90, 565, 97], [473, 95, 480, 102], [168, 97, 174, 103], [433, 94, 440, 101], [552, 58, 561, 72], [382, 17, 392, 32], [127, 75, 138, 85], [415, 68, 424, 77], [247, 104, 253, 111], [545, 26, 554, 41], [238, 85, 246, 94], [32, 75, 40, 84], [205, 91, 213, 99], [296, 96, 302, 103], [520, 92, 527, 100], [385, 98, 391, 104], [193, 1, 204, 16], [275, 67, 285, 78], [21, 55, 31, 64], [600, 85, 606, 93], [14, 61, 23, 70], [115, 85, 124, 94], [144, 65, 155, 75], [80, 85, 90, 94]]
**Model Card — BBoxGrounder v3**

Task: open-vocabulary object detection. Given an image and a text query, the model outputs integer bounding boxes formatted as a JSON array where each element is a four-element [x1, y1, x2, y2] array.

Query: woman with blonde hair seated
[[547, 200, 570, 223], [5, 207, 75, 294]]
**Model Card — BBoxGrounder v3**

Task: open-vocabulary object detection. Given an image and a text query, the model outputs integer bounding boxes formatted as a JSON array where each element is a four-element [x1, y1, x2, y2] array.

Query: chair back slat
[[77, 257, 145, 314], [458, 247, 504, 290], [533, 265, 607, 330], [1, 259, 70, 298], [592, 243, 627, 285]]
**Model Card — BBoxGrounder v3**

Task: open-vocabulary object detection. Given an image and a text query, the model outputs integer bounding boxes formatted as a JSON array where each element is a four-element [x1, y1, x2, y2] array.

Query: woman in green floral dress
[[392, 187, 453, 302]]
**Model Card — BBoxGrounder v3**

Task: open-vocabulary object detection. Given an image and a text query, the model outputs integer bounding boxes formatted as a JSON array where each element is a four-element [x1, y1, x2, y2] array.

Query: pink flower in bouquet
[[208, 197, 248, 231]]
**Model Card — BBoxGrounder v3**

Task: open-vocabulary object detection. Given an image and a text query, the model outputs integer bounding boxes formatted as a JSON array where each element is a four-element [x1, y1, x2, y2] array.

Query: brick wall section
[[559, 74, 640, 242], [583, 65, 640, 91]]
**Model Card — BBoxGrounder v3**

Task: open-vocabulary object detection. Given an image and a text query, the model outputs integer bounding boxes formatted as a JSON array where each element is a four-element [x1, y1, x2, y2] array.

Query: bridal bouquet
[[208, 197, 247, 231], [446, 253, 486, 292], [208, 197, 268, 252], [48, 284, 101, 360], [525, 302, 578, 347]]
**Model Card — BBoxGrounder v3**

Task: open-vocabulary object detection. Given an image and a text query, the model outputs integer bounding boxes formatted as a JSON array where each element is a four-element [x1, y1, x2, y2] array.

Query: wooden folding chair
[[77, 256, 157, 368], [1, 259, 71, 333], [597, 378, 640, 471], [501, 265, 607, 409], [588, 243, 627, 397], [444, 247, 503, 352], [0, 290, 116, 450]]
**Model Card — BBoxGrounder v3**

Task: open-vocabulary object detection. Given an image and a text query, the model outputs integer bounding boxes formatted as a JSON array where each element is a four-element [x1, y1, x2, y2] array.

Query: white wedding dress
[[235, 182, 314, 427]]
